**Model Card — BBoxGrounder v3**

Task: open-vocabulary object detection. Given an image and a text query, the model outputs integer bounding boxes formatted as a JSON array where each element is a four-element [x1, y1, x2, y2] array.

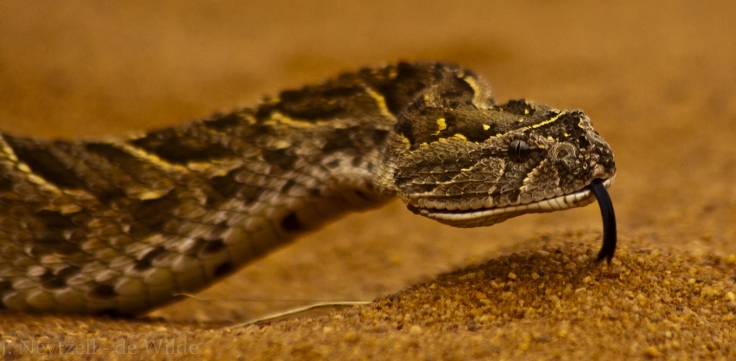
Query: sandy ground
[[1, 1, 736, 359]]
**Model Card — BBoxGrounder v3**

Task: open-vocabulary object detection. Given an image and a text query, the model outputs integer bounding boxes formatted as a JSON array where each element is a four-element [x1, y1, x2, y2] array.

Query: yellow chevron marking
[[519, 111, 565, 132], [433, 118, 447, 135], [365, 87, 395, 119]]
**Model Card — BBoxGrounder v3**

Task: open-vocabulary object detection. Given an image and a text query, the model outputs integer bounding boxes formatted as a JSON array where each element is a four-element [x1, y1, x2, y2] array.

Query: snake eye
[[508, 139, 530, 163]]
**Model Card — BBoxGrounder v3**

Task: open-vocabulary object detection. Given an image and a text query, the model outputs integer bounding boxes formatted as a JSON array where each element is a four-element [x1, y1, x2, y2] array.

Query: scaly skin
[[0, 62, 615, 315]]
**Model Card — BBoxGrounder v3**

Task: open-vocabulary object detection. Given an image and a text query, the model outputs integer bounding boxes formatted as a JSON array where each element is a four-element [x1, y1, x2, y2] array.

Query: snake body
[[0, 63, 616, 315]]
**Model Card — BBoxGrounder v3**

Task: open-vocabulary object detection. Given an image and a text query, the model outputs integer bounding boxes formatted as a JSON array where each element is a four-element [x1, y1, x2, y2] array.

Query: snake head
[[389, 98, 616, 227]]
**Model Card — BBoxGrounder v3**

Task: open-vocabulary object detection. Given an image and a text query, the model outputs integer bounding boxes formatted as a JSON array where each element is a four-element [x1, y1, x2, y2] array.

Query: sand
[[1, 1, 735, 359]]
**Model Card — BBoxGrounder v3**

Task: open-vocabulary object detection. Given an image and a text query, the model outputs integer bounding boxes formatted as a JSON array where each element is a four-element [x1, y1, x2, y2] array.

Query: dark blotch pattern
[[325, 159, 340, 168], [322, 128, 389, 154], [499, 99, 536, 116], [439, 76, 476, 108], [371, 129, 390, 146], [0, 174, 12, 192], [64, 143, 140, 201], [281, 180, 297, 192], [184, 238, 226, 257], [96, 309, 121, 318], [254, 103, 276, 123], [32, 237, 82, 256], [135, 246, 167, 271], [322, 129, 358, 153], [93, 187, 128, 204], [213, 262, 234, 278], [130, 129, 238, 164], [261, 148, 298, 169], [127, 223, 152, 240], [353, 190, 372, 201], [276, 85, 365, 121], [41, 266, 80, 289], [281, 212, 305, 232], [86, 142, 150, 172], [29, 210, 83, 256], [89, 284, 116, 299], [184, 238, 207, 257], [578, 135, 591, 149], [207, 169, 245, 206], [203, 112, 244, 131], [36, 210, 77, 229], [132, 192, 179, 229], [202, 238, 226, 254], [440, 113, 493, 143], [210, 169, 263, 204], [370, 62, 440, 115], [4, 136, 85, 189], [240, 187, 265, 205], [0, 280, 11, 293], [0, 280, 11, 306], [395, 117, 416, 145], [541, 110, 561, 122]]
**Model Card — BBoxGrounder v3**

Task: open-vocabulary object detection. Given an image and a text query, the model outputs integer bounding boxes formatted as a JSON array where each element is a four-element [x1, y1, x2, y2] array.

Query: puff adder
[[0, 62, 616, 316]]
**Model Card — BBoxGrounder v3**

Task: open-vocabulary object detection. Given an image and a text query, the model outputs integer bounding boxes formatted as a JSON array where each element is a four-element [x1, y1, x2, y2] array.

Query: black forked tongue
[[589, 179, 617, 263]]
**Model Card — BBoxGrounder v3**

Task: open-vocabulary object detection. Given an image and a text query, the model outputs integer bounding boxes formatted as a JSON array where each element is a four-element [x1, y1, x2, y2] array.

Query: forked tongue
[[589, 179, 617, 263]]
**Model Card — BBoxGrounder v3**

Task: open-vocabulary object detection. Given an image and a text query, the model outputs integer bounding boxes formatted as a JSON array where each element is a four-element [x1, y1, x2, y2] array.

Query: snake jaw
[[408, 176, 615, 228]]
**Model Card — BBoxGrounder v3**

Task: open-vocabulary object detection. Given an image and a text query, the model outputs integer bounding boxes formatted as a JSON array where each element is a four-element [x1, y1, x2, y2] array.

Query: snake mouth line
[[411, 177, 615, 221], [408, 176, 618, 262]]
